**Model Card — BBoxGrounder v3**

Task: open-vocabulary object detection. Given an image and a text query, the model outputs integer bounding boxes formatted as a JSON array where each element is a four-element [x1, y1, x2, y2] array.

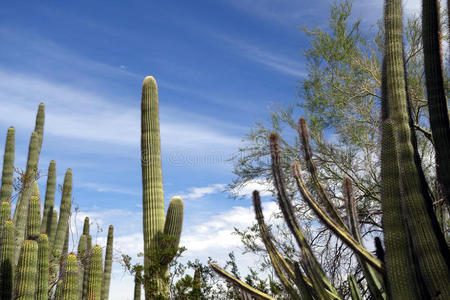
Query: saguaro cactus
[[52, 169, 72, 255], [141, 76, 184, 298]]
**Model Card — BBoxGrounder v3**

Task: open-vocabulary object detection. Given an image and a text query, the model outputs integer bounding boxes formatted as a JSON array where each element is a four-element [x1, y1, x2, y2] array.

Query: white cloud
[[178, 183, 226, 200], [0, 69, 241, 155], [220, 36, 305, 78]]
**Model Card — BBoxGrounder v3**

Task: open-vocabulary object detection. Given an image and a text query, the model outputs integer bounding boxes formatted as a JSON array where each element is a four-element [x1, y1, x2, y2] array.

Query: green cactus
[[83, 217, 90, 235], [36, 234, 49, 300], [52, 169, 72, 255], [101, 225, 113, 300], [422, 0, 450, 205], [13, 131, 39, 260], [0, 127, 15, 204], [26, 182, 41, 240], [14, 239, 38, 300], [133, 269, 142, 300], [34, 103, 45, 156], [0, 220, 15, 300], [49, 209, 58, 245], [383, 0, 450, 297], [348, 274, 362, 300], [380, 120, 419, 299], [41, 160, 56, 234], [86, 245, 103, 300], [0, 201, 11, 230], [78, 234, 88, 300], [62, 253, 79, 300], [141, 76, 184, 298]]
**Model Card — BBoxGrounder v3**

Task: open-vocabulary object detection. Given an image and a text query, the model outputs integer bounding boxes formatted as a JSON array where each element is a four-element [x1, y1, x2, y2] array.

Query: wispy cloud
[[231, 178, 273, 198], [78, 182, 139, 196], [221, 36, 305, 77], [178, 183, 226, 200]]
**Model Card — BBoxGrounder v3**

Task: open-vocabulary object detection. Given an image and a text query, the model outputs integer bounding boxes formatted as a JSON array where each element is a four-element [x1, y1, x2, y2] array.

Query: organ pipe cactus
[[41, 160, 56, 234], [26, 182, 41, 240], [0, 220, 15, 300], [86, 245, 103, 300], [0, 127, 15, 204], [141, 76, 184, 298], [134, 269, 142, 300], [62, 254, 79, 300], [422, 0, 450, 205], [36, 234, 49, 300], [383, 0, 450, 297], [13, 131, 39, 260], [49, 210, 58, 245], [14, 239, 39, 300], [52, 169, 72, 255], [101, 225, 113, 300]]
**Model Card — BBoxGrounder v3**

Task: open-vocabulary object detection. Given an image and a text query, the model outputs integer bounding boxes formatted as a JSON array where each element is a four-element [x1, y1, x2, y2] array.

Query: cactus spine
[[86, 246, 103, 300], [0, 220, 15, 300], [62, 254, 79, 300], [0, 127, 15, 204], [141, 76, 184, 298], [14, 239, 38, 300], [36, 234, 49, 300], [41, 160, 56, 234], [101, 225, 113, 300], [52, 169, 72, 255]]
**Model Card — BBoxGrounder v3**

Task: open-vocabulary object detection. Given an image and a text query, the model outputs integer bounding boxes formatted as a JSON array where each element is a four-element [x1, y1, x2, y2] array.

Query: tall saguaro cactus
[[41, 160, 56, 234], [101, 225, 114, 300], [141, 76, 184, 298], [14, 239, 39, 300], [0, 127, 15, 204]]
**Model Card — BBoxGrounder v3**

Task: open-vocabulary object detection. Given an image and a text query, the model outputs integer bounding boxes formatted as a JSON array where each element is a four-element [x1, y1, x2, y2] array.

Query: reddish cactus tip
[[298, 117, 309, 138], [290, 161, 302, 178], [269, 132, 278, 144]]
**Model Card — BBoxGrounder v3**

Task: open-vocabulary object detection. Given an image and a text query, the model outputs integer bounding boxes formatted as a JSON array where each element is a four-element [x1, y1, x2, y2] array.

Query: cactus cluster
[[0, 104, 115, 300], [140, 76, 184, 298]]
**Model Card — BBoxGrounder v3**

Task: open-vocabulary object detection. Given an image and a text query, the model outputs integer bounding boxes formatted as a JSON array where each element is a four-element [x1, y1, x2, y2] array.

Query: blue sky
[[0, 1, 420, 299]]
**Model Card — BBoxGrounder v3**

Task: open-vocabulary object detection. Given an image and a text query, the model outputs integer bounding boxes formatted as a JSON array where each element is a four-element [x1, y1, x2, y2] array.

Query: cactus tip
[[142, 76, 157, 88]]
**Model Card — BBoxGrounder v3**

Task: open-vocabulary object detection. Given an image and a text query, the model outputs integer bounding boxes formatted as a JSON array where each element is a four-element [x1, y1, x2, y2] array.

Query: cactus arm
[[86, 245, 103, 300], [384, 0, 450, 296], [83, 217, 90, 236], [52, 169, 72, 255], [34, 103, 45, 156], [343, 178, 386, 300], [14, 239, 38, 300], [422, 0, 450, 205], [0, 201, 11, 234], [161, 196, 183, 265], [380, 120, 419, 299], [13, 131, 39, 260], [0, 220, 15, 300], [26, 182, 41, 240], [49, 210, 58, 245], [0, 127, 15, 204], [290, 161, 383, 272], [77, 234, 88, 300], [101, 225, 113, 300], [253, 190, 313, 300], [209, 263, 276, 300], [348, 274, 362, 300], [36, 234, 49, 300], [269, 132, 351, 296], [292, 262, 314, 300], [41, 160, 56, 234], [297, 118, 348, 229], [62, 254, 79, 300]]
